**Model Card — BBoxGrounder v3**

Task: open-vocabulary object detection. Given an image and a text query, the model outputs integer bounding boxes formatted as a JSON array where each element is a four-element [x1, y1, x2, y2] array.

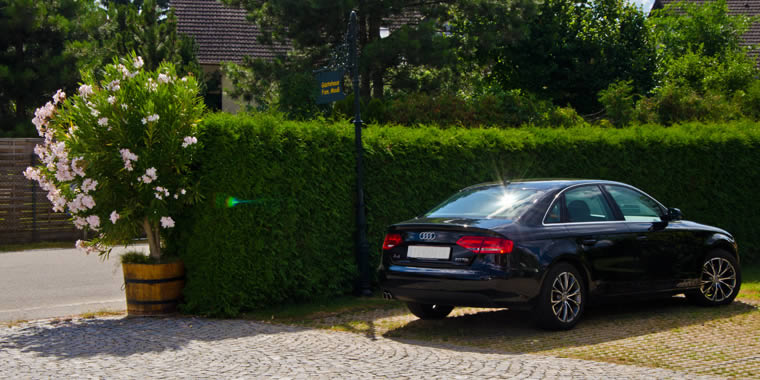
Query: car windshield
[[425, 185, 547, 220]]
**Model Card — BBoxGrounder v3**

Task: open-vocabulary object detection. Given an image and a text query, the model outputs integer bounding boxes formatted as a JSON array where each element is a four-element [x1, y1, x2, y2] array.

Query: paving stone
[[0, 316, 724, 379]]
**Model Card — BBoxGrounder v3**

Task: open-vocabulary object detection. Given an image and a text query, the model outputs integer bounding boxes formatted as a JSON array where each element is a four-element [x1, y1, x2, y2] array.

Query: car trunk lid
[[384, 218, 514, 268]]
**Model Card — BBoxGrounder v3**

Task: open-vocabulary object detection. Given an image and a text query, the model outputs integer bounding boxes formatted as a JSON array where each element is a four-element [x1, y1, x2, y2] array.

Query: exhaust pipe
[[382, 290, 394, 300]]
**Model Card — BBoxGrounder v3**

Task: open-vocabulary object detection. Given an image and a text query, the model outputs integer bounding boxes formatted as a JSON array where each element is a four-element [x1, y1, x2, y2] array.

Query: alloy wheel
[[700, 257, 737, 302], [550, 271, 582, 323]]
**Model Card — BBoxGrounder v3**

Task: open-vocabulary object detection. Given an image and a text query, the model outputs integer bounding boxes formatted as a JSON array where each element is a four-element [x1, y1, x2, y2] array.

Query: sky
[[628, 0, 657, 13]]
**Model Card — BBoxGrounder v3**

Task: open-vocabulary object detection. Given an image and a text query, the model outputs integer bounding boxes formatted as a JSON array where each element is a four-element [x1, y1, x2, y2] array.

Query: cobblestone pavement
[[0, 316, 721, 379]]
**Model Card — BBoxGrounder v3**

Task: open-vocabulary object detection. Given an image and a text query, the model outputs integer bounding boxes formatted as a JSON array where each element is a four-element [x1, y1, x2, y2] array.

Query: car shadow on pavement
[[298, 306, 412, 341], [0, 315, 308, 359], [381, 296, 758, 354]]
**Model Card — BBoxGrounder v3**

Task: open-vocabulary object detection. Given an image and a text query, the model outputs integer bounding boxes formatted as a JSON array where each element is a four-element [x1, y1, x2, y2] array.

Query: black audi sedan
[[379, 179, 741, 330]]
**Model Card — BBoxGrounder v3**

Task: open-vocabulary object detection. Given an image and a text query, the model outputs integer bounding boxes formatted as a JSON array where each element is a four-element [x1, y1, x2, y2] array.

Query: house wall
[[201, 64, 254, 114]]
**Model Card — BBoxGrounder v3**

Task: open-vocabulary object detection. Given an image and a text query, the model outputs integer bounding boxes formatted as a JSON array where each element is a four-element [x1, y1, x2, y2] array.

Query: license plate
[[407, 246, 451, 260]]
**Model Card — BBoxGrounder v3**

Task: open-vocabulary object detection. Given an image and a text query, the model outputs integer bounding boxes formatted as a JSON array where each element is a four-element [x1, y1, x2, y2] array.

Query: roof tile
[[171, 0, 290, 65]]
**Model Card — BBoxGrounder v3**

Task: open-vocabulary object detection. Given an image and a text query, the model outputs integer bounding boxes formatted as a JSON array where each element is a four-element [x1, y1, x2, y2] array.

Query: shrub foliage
[[174, 113, 760, 316]]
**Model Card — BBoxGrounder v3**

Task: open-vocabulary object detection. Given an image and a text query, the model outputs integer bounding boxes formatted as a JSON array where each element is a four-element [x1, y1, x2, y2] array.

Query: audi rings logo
[[419, 232, 436, 240]]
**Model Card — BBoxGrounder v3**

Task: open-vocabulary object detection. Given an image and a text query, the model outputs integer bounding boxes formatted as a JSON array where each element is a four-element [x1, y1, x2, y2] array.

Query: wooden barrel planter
[[122, 261, 185, 316]]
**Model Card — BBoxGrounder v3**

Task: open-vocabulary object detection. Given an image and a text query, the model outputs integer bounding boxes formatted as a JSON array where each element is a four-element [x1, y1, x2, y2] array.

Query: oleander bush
[[172, 113, 760, 316]]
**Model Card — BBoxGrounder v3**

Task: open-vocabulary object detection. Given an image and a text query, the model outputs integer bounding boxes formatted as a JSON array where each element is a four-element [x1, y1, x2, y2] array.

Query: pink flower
[[53, 89, 66, 104], [71, 157, 86, 177], [67, 193, 95, 212], [55, 160, 75, 182], [81, 178, 97, 193], [75, 239, 104, 255], [98, 117, 108, 126], [73, 217, 87, 230], [86, 215, 100, 229], [78, 84, 93, 98], [120, 148, 138, 171], [139, 167, 158, 184], [160, 216, 175, 228], [107, 80, 120, 92], [134, 56, 144, 69], [81, 195, 95, 209], [51, 141, 67, 160], [154, 186, 170, 200], [75, 239, 87, 251], [48, 189, 66, 212], [32, 101, 55, 134], [146, 78, 157, 92], [117, 64, 135, 79], [23, 167, 40, 181], [158, 73, 171, 84], [110, 211, 120, 224], [182, 136, 198, 148], [141, 114, 159, 124]]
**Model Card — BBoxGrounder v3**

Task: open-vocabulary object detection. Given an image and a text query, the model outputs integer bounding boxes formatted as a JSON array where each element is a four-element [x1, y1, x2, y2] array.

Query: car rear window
[[425, 185, 546, 220]]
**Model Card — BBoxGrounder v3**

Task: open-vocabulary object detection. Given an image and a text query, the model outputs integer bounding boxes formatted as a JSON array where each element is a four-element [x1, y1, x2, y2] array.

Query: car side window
[[604, 185, 663, 222], [563, 185, 615, 222], [544, 200, 561, 224]]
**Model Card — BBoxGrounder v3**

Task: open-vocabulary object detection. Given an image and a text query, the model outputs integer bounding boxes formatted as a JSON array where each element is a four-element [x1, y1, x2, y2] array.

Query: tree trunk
[[372, 68, 384, 99], [143, 217, 161, 259]]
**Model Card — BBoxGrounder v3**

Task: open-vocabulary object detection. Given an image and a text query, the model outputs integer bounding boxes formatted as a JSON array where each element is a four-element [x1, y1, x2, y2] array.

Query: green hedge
[[172, 113, 760, 316]]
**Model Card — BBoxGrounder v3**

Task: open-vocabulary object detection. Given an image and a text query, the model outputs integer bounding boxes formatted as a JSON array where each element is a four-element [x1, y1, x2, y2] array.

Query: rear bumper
[[380, 265, 540, 309]]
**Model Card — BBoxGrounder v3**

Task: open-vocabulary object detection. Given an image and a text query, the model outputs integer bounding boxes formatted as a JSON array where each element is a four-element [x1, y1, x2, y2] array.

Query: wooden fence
[[0, 138, 83, 244]]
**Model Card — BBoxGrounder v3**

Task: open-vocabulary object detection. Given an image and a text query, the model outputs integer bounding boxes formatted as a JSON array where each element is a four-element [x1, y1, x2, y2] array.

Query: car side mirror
[[664, 207, 683, 221]]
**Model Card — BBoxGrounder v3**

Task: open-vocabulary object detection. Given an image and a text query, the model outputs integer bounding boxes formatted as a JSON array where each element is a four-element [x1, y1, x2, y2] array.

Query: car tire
[[535, 262, 585, 330], [687, 249, 741, 306], [406, 302, 454, 320]]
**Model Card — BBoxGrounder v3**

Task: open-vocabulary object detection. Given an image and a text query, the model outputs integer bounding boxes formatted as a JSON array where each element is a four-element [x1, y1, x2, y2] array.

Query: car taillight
[[383, 233, 403, 250], [456, 236, 513, 254]]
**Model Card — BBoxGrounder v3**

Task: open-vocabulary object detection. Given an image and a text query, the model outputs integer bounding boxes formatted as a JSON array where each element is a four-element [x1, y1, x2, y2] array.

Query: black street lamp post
[[347, 11, 372, 297], [314, 11, 371, 297]]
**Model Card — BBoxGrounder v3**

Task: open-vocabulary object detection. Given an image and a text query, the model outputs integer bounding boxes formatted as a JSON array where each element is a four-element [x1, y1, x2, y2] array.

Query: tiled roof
[[657, 0, 760, 15], [171, 0, 291, 65], [384, 7, 422, 32]]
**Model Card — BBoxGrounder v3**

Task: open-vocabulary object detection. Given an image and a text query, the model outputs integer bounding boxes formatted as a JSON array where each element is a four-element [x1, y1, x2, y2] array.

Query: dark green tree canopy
[[100, 0, 170, 9], [460, 0, 655, 114], [0, 0, 201, 136], [0, 0, 98, 136], [223, 0, 460, 101], [649, 0, 755, 61], [71, 0, 201, 77]]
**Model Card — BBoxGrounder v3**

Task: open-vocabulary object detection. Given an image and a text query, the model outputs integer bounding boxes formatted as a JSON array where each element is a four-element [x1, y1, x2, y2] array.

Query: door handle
[[636, 235, 648, 241], [580, 238, 597, 246]]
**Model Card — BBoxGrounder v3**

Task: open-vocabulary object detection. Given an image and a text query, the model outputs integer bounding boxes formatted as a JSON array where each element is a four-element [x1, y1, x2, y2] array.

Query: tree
[[648, 0, 757, 93], [0, 0, 202, 136], [25, 54, 204, 259], [650, 0, 754, 62], [625, 0, 760, 125], [222, 0, 458, 105], [0, 0, 97, 136], [459, 0, 656, 114], [70, 0, 202, 80], [100, 0, 170, 9]]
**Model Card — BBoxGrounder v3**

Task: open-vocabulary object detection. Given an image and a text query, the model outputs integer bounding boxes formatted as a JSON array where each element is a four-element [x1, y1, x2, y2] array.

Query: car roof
[[462, 179, 629, 192]]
